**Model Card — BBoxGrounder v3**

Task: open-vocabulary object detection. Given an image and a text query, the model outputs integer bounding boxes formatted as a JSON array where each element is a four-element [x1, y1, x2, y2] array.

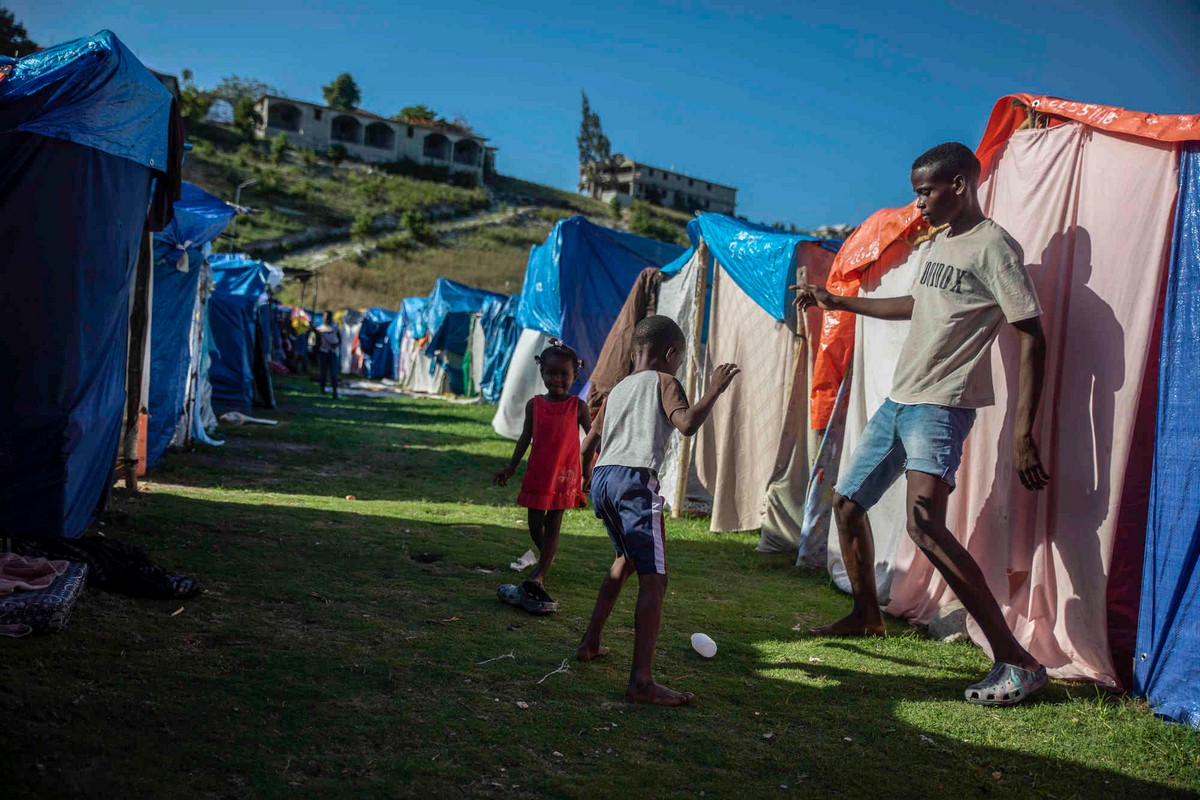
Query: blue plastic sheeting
[[516, 217, 684, 389], [1135, 143, 1200, 730], [379, 298, 429, 381], [481, 295, 521, 402], [153, 182, 235, 273], [664, 214, 843, 322], [208, 255, 270, 414], [0, 31, 171, 171], [425, 278, 507, 354], [360, 307, 398, 379], [0, 33, 163, 538], [146, 184, 235, 468]]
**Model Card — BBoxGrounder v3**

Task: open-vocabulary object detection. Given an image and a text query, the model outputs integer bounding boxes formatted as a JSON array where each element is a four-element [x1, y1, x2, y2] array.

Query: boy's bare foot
[[624, 681, 694, 706], [576, 643, 610, 662], [809, 613, 887, 637]]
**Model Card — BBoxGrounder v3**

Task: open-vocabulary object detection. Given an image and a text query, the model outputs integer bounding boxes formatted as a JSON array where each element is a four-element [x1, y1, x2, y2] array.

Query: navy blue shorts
[[590, 465, 667, 575]]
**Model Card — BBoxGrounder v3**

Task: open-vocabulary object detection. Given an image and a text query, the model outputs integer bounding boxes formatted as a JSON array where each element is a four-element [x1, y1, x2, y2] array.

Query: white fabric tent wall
[[826, 240, 927, 600], [403, 348, 447, 395], [652, 251, 711, 512], [694, 265, 798, 532], [468, 316, 487, 395], [492, 329, 553, 439], [339, 321, 362, 375]]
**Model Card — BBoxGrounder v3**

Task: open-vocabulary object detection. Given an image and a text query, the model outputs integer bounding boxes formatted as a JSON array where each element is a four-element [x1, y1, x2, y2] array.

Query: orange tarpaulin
[[809, 94, 1200, 429]]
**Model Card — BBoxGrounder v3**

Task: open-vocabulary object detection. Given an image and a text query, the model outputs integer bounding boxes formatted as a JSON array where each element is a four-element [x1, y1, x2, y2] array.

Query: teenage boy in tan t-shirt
[[796, 142, 1051, 706]]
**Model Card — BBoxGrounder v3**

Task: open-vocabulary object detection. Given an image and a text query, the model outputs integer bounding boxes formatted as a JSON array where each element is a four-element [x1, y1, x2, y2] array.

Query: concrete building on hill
[[583, 154, 737, 215], [254, 95, 493, 184]]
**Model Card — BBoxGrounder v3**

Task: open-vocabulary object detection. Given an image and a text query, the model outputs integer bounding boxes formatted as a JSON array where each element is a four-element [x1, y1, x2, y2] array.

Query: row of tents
[[1, 31, 1197, 730]]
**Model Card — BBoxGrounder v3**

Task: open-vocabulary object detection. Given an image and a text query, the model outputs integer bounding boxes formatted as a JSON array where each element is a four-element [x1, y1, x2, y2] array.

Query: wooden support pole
[[672, 237, 709, 519], [121, 227, 154, 489]]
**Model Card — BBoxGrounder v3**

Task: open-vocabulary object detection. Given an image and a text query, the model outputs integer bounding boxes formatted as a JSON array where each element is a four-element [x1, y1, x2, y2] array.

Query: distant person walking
[[316, 311, 341, 400]]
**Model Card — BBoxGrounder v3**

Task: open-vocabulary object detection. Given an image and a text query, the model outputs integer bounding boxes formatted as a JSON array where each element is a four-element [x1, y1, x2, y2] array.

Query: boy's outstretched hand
[[712, 363, 740, 392], [493, 465, 515, 486], [790, 284, 835, 311]]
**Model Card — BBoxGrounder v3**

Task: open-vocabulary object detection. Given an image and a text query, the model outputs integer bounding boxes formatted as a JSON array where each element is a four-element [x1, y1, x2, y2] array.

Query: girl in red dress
[[493, 340, 591, 614]]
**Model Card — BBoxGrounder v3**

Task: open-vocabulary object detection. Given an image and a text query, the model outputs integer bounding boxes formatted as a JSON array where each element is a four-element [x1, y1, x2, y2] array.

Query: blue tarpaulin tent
[[359, 307, 399, 380], [0, 31, 171, 538], [516, 217, 684, 390], [666, 214, 843, 321], [1135, 143, 1200, 730], [424, 278, 506, 395], [208, 255, 273, 414], [380, 297, 429, 381], [147, 182, 236, 468], [481, 295, 521, 402]]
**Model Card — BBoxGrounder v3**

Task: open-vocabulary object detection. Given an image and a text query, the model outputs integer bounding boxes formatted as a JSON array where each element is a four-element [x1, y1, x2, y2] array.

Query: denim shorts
[[835, 398, 976, 510]]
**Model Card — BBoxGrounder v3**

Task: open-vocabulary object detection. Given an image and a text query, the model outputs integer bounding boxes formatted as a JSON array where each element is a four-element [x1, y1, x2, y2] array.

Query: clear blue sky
[[13, 1, 1200, 226]]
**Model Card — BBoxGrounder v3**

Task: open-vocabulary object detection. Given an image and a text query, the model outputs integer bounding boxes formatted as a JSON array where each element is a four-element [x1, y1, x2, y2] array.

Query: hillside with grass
[[183, 123, 693, 310]]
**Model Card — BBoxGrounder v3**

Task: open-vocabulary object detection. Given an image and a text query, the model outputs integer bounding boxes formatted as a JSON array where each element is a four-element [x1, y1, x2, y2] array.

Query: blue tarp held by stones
[[208, 255, 272, 414], [481, 295, 521, 402], [147, 183, 236, 468], [516, 217, 684, 391], [1135, 143, 1200, 730], [0, 31, 169, 538]]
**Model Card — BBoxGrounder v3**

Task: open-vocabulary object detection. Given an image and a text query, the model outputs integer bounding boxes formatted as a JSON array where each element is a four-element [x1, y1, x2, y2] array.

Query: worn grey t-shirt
[[890, 218, 1041, 408], [593, 370, 690, 474]]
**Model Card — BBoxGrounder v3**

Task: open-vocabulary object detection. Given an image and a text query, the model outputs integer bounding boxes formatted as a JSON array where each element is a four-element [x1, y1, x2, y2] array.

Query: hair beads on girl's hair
[[535, 338, 584, 371]]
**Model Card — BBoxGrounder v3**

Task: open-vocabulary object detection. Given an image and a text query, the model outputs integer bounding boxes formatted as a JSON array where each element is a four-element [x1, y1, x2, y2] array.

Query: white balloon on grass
[[691, 633, 717, 658]]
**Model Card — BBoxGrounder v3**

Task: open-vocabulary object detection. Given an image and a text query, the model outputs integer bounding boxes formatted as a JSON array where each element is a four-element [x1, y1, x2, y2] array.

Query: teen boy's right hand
[[493, 466, 514, 486], [712, 363, 740, 393]]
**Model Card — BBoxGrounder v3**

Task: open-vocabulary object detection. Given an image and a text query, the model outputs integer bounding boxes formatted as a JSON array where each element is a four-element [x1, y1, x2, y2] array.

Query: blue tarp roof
[[1135, 142, 1200, 730], [0, 31, 163, 538], [0, 30, 172, 170], [208, 255, 271, 413], [146, 183, 236, 468], [516, 217, 684, 389], [665, 214, 844, 321], [153, 182, 236, 273], [426, 278, 507, 339]]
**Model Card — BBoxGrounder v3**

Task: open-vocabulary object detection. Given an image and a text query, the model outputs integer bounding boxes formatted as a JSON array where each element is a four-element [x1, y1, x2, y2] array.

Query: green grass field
[[5, 385, 1198, 798]]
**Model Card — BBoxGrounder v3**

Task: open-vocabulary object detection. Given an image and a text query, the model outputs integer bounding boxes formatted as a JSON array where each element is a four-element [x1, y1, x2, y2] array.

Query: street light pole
[[228, 178, 258, 252]]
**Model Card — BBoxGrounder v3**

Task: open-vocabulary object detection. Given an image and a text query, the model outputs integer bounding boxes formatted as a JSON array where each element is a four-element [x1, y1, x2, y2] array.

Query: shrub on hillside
[[270, 132, 291, 165], [402, 210, 435, 244], [609, 194, 623, 219], [327, 143, 348, 164], [629, 201, 685, 245], [350, 212, 373, 241], [298, 147, 319, 166], [236, 142, 258, 166]]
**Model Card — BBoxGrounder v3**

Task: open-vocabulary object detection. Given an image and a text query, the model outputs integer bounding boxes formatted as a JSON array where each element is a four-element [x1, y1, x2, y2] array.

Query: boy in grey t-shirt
[[796, 142, 1051, 706], [576, 316, 739, 706]]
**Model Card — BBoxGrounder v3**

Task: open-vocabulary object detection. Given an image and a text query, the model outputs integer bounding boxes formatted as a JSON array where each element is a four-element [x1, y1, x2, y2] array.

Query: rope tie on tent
[[174, 240, 193, 272]]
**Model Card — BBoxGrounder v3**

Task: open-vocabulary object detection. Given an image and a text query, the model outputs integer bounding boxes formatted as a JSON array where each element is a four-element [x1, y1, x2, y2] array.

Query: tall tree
[[577, 92, 612, 198], [0, 8, 38, 57], [233, 97, 262, 142], [322, 73, 361, 111], [178, 69, 213, 126]]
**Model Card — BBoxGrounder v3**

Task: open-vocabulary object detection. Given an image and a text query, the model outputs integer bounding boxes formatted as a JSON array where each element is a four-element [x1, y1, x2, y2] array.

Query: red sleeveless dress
[[517, 396, 587, 511]]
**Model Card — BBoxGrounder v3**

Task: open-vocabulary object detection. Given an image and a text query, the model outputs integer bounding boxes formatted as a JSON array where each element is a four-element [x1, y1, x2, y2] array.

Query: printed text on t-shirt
[[918, 261, 967, 294]]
